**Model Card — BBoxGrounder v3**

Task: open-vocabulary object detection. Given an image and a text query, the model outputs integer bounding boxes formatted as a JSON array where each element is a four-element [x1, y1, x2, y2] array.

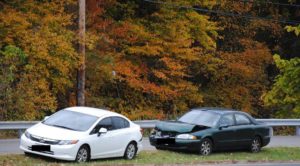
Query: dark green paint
[[156, 121, 196, 133], [150, 109, 271, 153]]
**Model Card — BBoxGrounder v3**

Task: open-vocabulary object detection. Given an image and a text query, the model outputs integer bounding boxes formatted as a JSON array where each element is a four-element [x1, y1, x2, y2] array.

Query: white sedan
[[20, 107, 143, 162]]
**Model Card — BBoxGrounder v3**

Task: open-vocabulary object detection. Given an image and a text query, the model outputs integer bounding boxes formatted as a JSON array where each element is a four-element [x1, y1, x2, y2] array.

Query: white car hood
[[27, 123, 86, 140]]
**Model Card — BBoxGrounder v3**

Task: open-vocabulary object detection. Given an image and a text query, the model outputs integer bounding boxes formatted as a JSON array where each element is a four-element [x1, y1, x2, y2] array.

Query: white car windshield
[[42, 110, 98, 131], [178, 110, 220, 127]]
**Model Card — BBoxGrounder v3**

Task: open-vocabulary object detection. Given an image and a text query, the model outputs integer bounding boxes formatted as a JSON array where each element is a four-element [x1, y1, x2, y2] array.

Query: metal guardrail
[[134, 119, 300, 136], [0, 121, 38, 130], [1, 119, 300, 136], [134, 120, 158, 128], [256, 119, 300, 127]]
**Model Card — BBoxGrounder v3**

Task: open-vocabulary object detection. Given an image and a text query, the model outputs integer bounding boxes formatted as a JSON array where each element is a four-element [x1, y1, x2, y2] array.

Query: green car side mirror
[[218, 124, 229, 130]]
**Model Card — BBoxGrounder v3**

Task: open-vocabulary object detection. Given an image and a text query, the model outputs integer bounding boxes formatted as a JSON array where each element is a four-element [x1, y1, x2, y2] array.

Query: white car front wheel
[[75, 145, 90, 162]]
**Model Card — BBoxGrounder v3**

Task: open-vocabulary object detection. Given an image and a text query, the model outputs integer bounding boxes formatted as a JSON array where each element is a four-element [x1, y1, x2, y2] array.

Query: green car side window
[[235, 114, 251, 125], [219, 114, 234, 127]]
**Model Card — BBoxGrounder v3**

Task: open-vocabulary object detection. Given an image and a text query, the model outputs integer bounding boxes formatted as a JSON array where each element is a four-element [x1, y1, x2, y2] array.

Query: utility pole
[[77, 0, 86, 106]]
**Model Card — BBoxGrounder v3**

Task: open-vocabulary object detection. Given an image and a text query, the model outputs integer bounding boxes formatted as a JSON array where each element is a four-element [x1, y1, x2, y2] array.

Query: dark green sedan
[[149, 108, 271, 155]]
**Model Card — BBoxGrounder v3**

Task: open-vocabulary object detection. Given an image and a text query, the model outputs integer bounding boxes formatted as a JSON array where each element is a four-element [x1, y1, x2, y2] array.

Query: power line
[[144, 0, 300, 25], [237, 0, 300, 8]]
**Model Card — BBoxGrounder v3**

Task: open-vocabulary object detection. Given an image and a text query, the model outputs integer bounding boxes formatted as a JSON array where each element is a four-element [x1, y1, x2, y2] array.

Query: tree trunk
[[77, 0, 86, 106]]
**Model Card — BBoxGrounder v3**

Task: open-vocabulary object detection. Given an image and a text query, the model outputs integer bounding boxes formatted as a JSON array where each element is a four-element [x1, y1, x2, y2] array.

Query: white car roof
[[64, 106, 121, 118]]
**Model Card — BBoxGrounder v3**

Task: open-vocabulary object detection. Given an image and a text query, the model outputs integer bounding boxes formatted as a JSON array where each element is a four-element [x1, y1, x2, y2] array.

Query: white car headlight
[[58, 140, 78, 145], [24, 131, 31, 138], [176, 134, 197, 140]]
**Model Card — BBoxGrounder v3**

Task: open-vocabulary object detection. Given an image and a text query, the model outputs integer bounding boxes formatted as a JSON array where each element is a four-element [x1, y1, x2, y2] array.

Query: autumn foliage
[[0, 0, 299, 120]]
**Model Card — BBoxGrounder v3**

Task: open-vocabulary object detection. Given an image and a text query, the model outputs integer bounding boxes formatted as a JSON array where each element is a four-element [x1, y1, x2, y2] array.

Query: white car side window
[[112, 117, 130, 130], [91, 117, 113, 134]]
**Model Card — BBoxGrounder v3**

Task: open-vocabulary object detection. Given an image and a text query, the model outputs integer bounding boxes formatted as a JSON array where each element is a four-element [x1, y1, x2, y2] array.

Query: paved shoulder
[[267, 136, 300, 147], [0, 139, 22, 154]]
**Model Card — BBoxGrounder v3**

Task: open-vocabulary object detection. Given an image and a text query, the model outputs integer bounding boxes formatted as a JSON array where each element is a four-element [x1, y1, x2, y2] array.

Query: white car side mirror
[[43, 116, 50, 121], [98, 128, 107, 136]]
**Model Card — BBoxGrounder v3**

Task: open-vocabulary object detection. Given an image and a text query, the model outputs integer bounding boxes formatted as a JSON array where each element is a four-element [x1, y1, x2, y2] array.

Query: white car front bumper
[[19, 134, 80, 161]]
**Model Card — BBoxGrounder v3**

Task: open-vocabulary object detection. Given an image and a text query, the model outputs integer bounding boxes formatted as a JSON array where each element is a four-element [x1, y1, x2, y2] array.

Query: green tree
[[0, 45, 27, 120], [264, 54, 300, 118], [0, 0, 78, 120], [264, 22, 300, 118], [193, 0, 281, 116]]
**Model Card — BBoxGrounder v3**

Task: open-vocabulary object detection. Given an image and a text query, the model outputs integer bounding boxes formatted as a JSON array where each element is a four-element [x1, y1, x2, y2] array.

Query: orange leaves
[[114, 60, 144, 79], [122, 108, 165, 120], [128, 44, 163, 57], [87, 0, 106, 19], [202, 40, 274, 115], [160, 57, 185, 73], [219, 41, 273, 81], [114, 60, 178, 100], [0, 0, 77, 120], [83, 0, 220, 117], [153, 70, 168, 80]]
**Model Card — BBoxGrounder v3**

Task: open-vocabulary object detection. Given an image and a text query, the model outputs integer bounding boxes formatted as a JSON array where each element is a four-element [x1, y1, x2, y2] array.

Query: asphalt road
[[1, 136, 300, 154]]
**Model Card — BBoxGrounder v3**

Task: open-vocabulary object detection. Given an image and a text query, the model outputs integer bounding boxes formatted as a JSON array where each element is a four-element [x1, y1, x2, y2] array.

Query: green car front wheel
[[199, 138, 213, 155]]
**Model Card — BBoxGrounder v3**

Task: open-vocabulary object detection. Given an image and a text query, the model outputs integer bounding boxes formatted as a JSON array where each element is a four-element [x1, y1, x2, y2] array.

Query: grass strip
[[1, 148, 300, 166]]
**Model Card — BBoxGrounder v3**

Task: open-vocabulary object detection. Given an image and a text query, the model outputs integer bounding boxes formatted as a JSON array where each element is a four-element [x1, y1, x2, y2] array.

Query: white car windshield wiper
[[50, 124, 77, 131]]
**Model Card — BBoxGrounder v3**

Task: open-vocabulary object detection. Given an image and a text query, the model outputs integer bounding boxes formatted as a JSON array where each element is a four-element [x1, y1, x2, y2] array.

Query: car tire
[[155, 146, 165, 150], [199, 138, 213, 156], [24, 152, 32, 156], [250, 136, 261, 153], [124, 142, 137, 160], [75, 145, 90, 162]]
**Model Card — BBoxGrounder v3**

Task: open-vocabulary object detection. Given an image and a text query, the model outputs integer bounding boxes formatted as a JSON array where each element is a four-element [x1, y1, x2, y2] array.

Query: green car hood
[[155, 121, 197, 133]]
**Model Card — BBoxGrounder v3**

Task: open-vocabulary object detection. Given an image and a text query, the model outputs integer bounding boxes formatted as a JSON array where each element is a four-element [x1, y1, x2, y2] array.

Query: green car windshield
[[178, 110, 220, 127]]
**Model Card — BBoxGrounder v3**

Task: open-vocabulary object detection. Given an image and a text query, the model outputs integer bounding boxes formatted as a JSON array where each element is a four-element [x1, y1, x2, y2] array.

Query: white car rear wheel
[[124, 142, 137, 160]]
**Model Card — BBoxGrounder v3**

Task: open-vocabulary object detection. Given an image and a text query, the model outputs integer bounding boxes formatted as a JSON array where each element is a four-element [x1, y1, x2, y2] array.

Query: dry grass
[[1, 148, 300, 165]]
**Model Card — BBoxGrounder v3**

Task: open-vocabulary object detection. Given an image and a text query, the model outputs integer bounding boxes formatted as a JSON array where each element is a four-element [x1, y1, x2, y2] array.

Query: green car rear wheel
[[250, 136, 261, 153]]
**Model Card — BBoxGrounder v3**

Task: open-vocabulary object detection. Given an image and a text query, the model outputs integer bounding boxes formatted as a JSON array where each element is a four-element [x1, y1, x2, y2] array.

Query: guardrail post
[[296, 126, 300, 136], [18, 129, 24, 138]]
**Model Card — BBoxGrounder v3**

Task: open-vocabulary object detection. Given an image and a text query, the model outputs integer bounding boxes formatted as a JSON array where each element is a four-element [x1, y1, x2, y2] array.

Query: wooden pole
[[77, 0, 86, 106]]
